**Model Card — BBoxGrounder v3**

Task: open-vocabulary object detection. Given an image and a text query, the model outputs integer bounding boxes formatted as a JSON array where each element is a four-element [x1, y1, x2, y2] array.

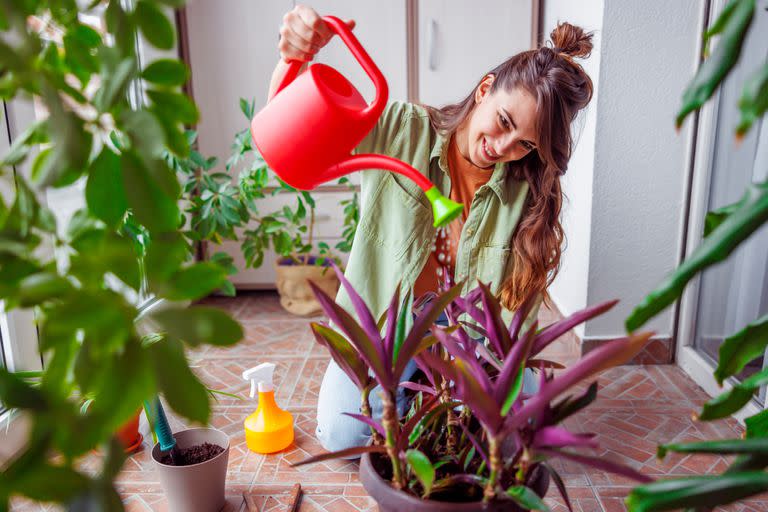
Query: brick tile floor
[[11, 291, 768, 511]]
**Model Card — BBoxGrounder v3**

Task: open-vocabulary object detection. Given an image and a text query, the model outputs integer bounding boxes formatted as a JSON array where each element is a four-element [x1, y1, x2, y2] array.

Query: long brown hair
[[426, 23, 594, 311]]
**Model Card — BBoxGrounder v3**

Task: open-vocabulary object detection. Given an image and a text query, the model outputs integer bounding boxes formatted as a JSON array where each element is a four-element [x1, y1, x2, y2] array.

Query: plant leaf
[[142, 58, 189, 86], [149, 338, 210, 424], [505, 485, 550, 511], [675, 0, 755, 127], [291, 445, 386, 467], [405, 449, 435, 497], [658, 438, 768, 459], [151, 306, 243, 346], [736, 59, 768, 138], [341, 413, 384, 436], [86, 148, 128, 227], [134, 0, 175, 50], [311, 323, 371, 390], [626, 472, 768, 512], [746, 409, 768, 439], [540, 448, 653, 483], [714, 314, 768, 384], [699, 367, 768, 420], [626, 179, 768, 333], [308, 280, 390, 387]]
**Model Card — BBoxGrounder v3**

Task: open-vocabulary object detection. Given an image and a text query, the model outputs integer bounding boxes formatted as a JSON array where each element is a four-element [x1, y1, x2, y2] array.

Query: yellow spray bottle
[[242, 363, 294, 453]]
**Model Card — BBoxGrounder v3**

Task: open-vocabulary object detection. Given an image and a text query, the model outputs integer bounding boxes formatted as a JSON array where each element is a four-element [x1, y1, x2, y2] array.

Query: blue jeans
[[315, 313, 539, 455]]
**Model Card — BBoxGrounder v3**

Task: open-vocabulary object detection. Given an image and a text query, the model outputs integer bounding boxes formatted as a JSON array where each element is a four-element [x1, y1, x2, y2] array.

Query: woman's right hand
[[278, 5, 356, 63]]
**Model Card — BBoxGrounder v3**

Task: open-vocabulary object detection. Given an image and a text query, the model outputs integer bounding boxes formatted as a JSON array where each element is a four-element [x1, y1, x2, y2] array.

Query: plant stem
[[484, 435, 501, 502], [380, 389, 404, 489], [307, 204, 315, 264], [361, 385, 383, 445], [442, 381, 457, 455]]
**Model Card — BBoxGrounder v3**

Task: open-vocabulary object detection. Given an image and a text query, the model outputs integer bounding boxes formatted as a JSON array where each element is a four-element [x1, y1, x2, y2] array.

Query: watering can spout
[[251, 15, 463, 228], [329, 155, 463, 227]]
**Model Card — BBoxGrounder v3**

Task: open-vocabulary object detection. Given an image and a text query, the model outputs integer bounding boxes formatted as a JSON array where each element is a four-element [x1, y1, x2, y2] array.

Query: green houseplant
[[219, 97, 360, 315], [624, 0, 768, 509], [0, 1, 245, 510], [299, 265, 654, 510]]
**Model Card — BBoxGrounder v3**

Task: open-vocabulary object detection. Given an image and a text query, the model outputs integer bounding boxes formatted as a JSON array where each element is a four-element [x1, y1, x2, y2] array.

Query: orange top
[[414, 136, 494, 297]]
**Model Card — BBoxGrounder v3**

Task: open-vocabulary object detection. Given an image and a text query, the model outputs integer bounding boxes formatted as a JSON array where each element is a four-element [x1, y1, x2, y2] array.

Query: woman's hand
[[278, 4, 356, 62]]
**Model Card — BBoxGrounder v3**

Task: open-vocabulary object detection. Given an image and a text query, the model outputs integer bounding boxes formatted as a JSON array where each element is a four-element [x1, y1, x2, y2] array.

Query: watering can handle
[[275, 16, 388, 119]]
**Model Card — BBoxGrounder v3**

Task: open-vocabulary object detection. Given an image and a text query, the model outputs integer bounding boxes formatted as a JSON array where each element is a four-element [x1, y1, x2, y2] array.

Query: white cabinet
[[418, 0, 534, 107], [184, 1, 534, 288]]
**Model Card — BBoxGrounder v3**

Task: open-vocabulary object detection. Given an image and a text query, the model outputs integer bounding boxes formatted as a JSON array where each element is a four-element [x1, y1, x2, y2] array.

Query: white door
[[417, 0, 534, 107]]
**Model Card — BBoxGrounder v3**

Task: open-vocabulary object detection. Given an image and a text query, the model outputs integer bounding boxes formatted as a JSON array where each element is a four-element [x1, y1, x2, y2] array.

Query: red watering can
[[250, 15, 462, 228]]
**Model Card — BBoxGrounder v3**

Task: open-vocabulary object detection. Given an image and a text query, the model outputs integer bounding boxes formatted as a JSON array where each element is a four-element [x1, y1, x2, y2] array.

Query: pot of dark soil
[[151, 428, 230, 512], [359, 452, 549, 512], [274, 256, 339, 316]]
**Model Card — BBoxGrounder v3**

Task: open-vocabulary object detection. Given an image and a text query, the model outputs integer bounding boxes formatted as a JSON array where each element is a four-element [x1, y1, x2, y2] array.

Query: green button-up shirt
[[337, 101, 539, 329]]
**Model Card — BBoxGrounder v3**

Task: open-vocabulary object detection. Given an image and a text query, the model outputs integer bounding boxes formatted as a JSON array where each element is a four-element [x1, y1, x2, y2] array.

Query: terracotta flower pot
[[151, 428, 230, 512], [116, 410, 143, 454], [274, 257, 340, 316], [359, 452, 549, 512]]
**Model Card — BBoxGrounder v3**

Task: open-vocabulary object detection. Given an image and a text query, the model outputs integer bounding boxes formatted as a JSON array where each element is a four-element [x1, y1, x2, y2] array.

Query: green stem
[[361, 385, 382, 445], [484, 435, 501, 502], [380, 389, 404, 489]]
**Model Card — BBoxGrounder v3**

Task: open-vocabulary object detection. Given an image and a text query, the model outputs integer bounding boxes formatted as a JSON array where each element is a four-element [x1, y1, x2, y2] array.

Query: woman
[[272, 5, 594, 453]]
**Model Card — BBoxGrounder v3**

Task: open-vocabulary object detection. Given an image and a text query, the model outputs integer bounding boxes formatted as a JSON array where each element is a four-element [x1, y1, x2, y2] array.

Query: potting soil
[[159, 442, 224, 466]]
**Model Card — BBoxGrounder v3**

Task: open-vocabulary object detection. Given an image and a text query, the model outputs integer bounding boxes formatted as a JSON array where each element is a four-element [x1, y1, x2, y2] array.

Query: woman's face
[[456, 76, 539, 169]]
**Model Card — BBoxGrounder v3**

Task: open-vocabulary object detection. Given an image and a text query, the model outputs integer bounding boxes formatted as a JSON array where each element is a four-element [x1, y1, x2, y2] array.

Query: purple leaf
[[393, 283, 462, 379], [341, 412, 385, 436], [399, 381, 438, 395], [459, 421, 489, 467], [533, 427, 598, 449], [474, 340, 503, 371], [509, 292, 539, 344], [506, 332, 652, 431], [310, 322, 371, 390], [382, 284, 401, 366], [478, 281, 511, 356], [432, 473, 487, 492], [539, 448, 654, 483], [328, 262, 386, 362], [532, 300, 619, 355], [452, 359, 503, 434], [541, 463, 574, 512], [308, 280, 392, 388], [495, 321, 538, 405], [291, 444, 387, 467], [433, 327, 490, 394], [397, 393, 442, 452]]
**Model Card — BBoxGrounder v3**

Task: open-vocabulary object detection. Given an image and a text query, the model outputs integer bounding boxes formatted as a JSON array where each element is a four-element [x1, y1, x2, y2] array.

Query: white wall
[[585, 0, 702, 338], [547, 0, 704, 340], [544, 0, 603, 338]]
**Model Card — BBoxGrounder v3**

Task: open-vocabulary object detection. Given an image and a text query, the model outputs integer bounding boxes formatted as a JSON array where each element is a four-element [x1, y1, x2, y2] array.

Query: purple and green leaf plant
[[305, 262, 461, 488], [420, 282, 654, 502]]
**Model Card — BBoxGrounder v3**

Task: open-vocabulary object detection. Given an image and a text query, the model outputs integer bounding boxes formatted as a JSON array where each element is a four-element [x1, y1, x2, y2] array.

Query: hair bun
[[549, 22, 593, 59]]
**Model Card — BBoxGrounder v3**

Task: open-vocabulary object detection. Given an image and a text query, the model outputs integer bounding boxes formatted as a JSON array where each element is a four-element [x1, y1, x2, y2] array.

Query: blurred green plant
[[229, 97, 359, 269], [625, 1, 768, 510], [0, 1, 244, 510]]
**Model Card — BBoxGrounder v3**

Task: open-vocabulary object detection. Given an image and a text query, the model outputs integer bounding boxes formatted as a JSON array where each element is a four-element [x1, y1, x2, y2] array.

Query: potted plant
[[222, 98, 360, 315], [0, 2, 245, 509], [299, 264, 654, 510]]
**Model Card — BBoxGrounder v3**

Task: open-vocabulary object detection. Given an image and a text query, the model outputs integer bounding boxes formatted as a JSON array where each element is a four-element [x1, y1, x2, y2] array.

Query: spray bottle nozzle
[[242, 362, 276, 398]]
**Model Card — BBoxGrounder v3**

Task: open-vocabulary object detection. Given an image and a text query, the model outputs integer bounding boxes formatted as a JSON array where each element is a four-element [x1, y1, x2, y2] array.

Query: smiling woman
[[271, 4, 596, 456]]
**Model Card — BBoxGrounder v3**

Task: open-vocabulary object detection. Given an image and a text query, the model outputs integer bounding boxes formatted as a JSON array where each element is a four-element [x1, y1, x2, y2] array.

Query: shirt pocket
[[358, 173, 432, 260], [476, 245, 512, 293]]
